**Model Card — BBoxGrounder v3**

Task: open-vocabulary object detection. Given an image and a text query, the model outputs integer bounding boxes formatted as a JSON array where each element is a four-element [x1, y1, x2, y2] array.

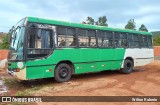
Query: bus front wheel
[[54, 63, 72, 82], [120, 59, 133, 74]]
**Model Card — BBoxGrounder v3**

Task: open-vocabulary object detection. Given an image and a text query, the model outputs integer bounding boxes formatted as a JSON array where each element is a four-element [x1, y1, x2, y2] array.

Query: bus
[[7, 17, 154, 82]]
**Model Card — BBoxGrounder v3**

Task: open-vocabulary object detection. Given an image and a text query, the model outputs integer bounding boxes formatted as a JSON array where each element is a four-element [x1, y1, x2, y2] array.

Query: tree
[[86, 17, 95, 25], [0, 26, 13, 49], [83, 16, 108, 26], [0, 33, 10, 49], [153, 36, 160, 46], [96, 16, 108, 26], [125, 19, 136, 30], [139, 24, 148, 32]]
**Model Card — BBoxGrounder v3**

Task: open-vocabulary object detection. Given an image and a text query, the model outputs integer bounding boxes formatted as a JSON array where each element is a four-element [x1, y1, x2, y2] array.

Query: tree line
[[82, 16, 148, 32]]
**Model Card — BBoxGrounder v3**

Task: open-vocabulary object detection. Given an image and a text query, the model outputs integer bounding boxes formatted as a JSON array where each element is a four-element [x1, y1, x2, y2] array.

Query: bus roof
[[27, 17, 152, 35]]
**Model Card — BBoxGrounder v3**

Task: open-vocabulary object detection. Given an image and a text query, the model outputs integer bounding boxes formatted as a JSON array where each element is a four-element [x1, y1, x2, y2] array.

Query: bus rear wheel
[[120, 59, 133, 74], [54, 63, 72, 82]]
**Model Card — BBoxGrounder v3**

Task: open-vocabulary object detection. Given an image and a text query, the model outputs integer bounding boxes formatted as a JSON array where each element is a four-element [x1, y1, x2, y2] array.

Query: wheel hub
[[59, 68, 68, 78]]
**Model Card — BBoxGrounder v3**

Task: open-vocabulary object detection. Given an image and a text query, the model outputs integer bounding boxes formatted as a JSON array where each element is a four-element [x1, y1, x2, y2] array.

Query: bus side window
[[59, 39, 66, 46], [133, 34, 139, 48], [57, 27, 66, 47], [127, 34, 134, 48], [143, 35, 148, 48], [27, 27, 53, 59], [67, 28, 76, 47], [106, 32, 113, 47], [28, 27, 37, 48], [148, 36, 152, 48], [119, 33, 127, 48], [114, 32, 120, 47], [78, 29, 88, 47], [98, 31, 113, 48], [98, 31, 105, 47], [88, 30, 96, 47], [139, 35, 148, 48], [57, 27, 76, 47]]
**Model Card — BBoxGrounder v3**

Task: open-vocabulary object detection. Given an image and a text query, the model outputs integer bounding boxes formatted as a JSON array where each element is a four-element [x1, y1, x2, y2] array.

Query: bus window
[[42, 30, 53, 48], [28, 27, 36, 48], [98, 31, 105, 47], [127, 34, 134, 47], [143, 35, 148, 47], [67, 28, 76, 47], [139, 35, 148, 48], [78, 29, 88, 47], [148, 36, 152, 48], [114, 32, 127, 48], [119, 33, 127, 47], [28, 27, 53, 59], [57, 27, 76, 47], [57, 27, 66, 47], [114, 32, 120, 47], [88, 30, 96, 47], [98, 31, 113, 47], [133, 34, 139, 48], [28, 28, 53, 49]]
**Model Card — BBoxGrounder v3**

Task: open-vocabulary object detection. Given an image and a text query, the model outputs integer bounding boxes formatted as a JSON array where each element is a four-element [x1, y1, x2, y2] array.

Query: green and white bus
[[7, 17, 154, 82]]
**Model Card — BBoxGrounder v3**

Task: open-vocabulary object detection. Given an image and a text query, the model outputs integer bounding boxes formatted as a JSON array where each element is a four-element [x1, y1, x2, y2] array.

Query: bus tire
[[120, 60, 133, 74], [54, 63, 72, 82]]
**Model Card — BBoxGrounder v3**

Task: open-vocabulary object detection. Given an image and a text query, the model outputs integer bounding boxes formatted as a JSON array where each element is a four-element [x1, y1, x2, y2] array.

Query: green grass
[[15, 86, 41, 96], [3, 78, 24, 89], [3, 77, 43, 96]]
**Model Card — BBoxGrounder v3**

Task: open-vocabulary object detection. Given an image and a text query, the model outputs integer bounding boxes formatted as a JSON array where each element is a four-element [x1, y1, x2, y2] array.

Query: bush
[[153, 36, 160, 46], [0, 34, 10, 49]]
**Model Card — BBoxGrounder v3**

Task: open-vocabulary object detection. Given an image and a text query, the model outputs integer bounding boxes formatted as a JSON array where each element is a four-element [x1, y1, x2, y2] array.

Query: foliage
[[3, 78, 22, 89], [139, 24, 148, 32], [86, 16, 95, 25], [84, 16, 108, 26], [95, 16, 108, 26], [0, 33, 10, 49], [125, 19, 136, 30], [153, 36, 160, 46], [152, 31, 160, 46]]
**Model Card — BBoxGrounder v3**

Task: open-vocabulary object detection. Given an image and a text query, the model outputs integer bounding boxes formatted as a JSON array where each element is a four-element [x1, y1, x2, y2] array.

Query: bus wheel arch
[[120, 57, 134, 74]]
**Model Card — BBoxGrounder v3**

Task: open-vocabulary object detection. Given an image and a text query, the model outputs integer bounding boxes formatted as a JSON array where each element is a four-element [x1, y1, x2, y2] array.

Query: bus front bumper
[[7, 68, 27, 80]]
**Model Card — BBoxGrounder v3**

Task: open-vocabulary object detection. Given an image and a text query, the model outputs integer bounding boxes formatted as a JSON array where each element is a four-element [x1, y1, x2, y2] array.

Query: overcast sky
[[0, 0, 159, 32]]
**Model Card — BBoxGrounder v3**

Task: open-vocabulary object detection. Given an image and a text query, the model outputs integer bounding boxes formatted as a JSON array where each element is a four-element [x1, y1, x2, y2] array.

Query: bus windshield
[[8, 19, 26, 60]]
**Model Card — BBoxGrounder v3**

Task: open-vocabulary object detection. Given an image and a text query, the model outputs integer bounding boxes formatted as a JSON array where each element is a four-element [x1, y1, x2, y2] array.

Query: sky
[[0, 0, 159, 32]]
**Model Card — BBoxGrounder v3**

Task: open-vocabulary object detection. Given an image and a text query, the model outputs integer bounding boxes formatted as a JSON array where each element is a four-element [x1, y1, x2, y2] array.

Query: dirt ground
[[0, 60, 160, 105]]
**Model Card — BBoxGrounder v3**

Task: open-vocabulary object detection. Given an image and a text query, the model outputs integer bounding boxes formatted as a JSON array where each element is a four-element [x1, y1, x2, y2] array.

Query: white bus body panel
[[121, 48, 154, 68]]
